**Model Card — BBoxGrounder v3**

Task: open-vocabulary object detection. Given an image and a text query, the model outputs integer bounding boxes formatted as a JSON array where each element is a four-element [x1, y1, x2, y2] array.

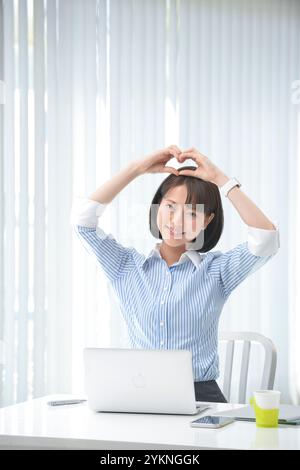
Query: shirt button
[[160, 341, 164, 346], [164, 286, 168, 290], [161, 300, 164, 304], [160, 321, 164, 326]]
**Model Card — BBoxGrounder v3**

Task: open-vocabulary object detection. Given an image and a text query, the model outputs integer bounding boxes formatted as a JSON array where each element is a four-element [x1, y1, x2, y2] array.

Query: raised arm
[[211, 173, 276, 231], [70, 145, 182, 281], [88, 162, 140, 205], [177, 147, 276, 231], [88, 145, 181, 204], [177, 147, 280, 298]]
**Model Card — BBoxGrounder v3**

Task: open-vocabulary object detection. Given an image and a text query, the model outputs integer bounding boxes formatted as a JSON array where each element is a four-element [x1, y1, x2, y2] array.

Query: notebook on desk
[[212, 404, 300, 424]]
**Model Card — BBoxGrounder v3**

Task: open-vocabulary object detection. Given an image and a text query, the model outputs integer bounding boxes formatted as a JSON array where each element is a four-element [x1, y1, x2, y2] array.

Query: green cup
[[250, 390, 281, 428]]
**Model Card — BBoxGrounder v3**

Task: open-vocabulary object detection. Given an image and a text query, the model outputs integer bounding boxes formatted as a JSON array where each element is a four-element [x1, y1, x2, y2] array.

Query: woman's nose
[[170, 210, 183, 228]]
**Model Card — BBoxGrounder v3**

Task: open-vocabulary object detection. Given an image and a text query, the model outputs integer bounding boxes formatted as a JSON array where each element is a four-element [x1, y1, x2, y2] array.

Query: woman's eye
[[166, 203, 173, 209], [187, 212, 197, 218]]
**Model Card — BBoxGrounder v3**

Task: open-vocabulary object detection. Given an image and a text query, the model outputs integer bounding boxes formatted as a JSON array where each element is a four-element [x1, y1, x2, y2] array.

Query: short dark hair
[[149, 166, 224, 252]]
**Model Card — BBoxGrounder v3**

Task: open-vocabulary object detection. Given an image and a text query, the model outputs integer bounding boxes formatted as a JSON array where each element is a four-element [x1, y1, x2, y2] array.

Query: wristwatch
[[220, 177, 241, 197]]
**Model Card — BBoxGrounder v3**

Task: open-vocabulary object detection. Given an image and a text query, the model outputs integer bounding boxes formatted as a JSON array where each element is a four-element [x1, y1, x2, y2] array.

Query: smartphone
[[47, 399, 87, 406], [190, 415, 234, 428]]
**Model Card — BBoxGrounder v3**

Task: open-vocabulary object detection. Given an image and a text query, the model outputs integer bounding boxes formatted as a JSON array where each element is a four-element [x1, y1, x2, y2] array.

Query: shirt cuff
[[247, 221, 280, 257], [70, 197, 108, 228]]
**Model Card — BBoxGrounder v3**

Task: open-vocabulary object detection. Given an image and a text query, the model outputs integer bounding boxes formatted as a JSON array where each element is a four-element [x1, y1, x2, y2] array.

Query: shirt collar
[[141, 242, 203, 269]]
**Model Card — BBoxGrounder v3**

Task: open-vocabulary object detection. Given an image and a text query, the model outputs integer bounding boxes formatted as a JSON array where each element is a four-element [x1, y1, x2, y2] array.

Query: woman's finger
[[168, 144, 181, 151], [163, 166, 179, 176], [180, 147, 196, 154], [177, 169, 198, 177], [178, 152, 203, 164], [178, 153, 198, 163], [168, 145, 182, 159], [182, 151, 206, 159]]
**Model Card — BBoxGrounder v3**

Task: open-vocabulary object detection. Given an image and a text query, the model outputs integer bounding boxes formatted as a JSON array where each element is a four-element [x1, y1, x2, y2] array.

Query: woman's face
[[156, 185, 214, 248]]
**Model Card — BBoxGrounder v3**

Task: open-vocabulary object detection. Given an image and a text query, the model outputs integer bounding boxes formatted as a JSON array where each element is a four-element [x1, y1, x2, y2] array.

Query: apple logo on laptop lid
[[132, 373, 147, 388]]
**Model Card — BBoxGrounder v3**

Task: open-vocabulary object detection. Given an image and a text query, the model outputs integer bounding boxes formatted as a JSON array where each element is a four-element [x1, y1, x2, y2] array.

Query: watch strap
[[220, 177, 241, 197]]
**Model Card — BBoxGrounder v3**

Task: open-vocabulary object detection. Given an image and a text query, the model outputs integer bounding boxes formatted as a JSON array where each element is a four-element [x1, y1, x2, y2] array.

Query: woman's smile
[[165, 225, 185, 237]]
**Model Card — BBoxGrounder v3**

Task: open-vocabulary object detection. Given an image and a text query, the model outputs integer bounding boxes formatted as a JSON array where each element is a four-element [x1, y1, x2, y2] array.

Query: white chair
[[218, 332, 277, 404]]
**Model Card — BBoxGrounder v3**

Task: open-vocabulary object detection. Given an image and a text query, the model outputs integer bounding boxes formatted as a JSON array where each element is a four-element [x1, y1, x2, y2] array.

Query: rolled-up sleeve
[[70, 197, 135, 282], [208, 223, 280, 299]]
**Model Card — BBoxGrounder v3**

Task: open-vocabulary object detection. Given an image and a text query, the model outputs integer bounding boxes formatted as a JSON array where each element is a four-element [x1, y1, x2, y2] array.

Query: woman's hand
[[134, 145, 182, 176], [177, 147, 229, 186]]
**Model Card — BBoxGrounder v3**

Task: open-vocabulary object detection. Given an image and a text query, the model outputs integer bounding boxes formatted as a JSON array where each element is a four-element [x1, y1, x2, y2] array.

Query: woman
[[70, 145, 280, 403]]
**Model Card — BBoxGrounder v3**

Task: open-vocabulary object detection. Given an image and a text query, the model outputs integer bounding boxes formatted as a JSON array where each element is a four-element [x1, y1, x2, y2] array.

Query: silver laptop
[[83, 348, 211, 415]]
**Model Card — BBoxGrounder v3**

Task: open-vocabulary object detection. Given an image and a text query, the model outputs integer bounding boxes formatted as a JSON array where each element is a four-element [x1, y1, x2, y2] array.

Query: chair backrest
[[218, 331, 277, 404]]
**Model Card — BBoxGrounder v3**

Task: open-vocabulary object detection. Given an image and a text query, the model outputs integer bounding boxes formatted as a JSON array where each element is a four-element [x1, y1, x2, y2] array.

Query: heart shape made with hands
[[170, 148, 198, 172], [166, 146, 221, 183]]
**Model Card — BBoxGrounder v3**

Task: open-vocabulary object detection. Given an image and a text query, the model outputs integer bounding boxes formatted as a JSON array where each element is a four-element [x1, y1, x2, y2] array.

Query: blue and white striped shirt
[[70, 197, 280, 382]]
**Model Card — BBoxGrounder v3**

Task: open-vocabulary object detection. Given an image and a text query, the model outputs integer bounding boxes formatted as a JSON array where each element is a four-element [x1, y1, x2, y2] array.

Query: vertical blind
[[0, 0, 4, 407], [1, 0, 300, 407]]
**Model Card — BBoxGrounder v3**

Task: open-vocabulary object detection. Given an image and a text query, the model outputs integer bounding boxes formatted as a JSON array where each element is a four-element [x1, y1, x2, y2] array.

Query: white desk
[[0, 394, 300, 450]]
